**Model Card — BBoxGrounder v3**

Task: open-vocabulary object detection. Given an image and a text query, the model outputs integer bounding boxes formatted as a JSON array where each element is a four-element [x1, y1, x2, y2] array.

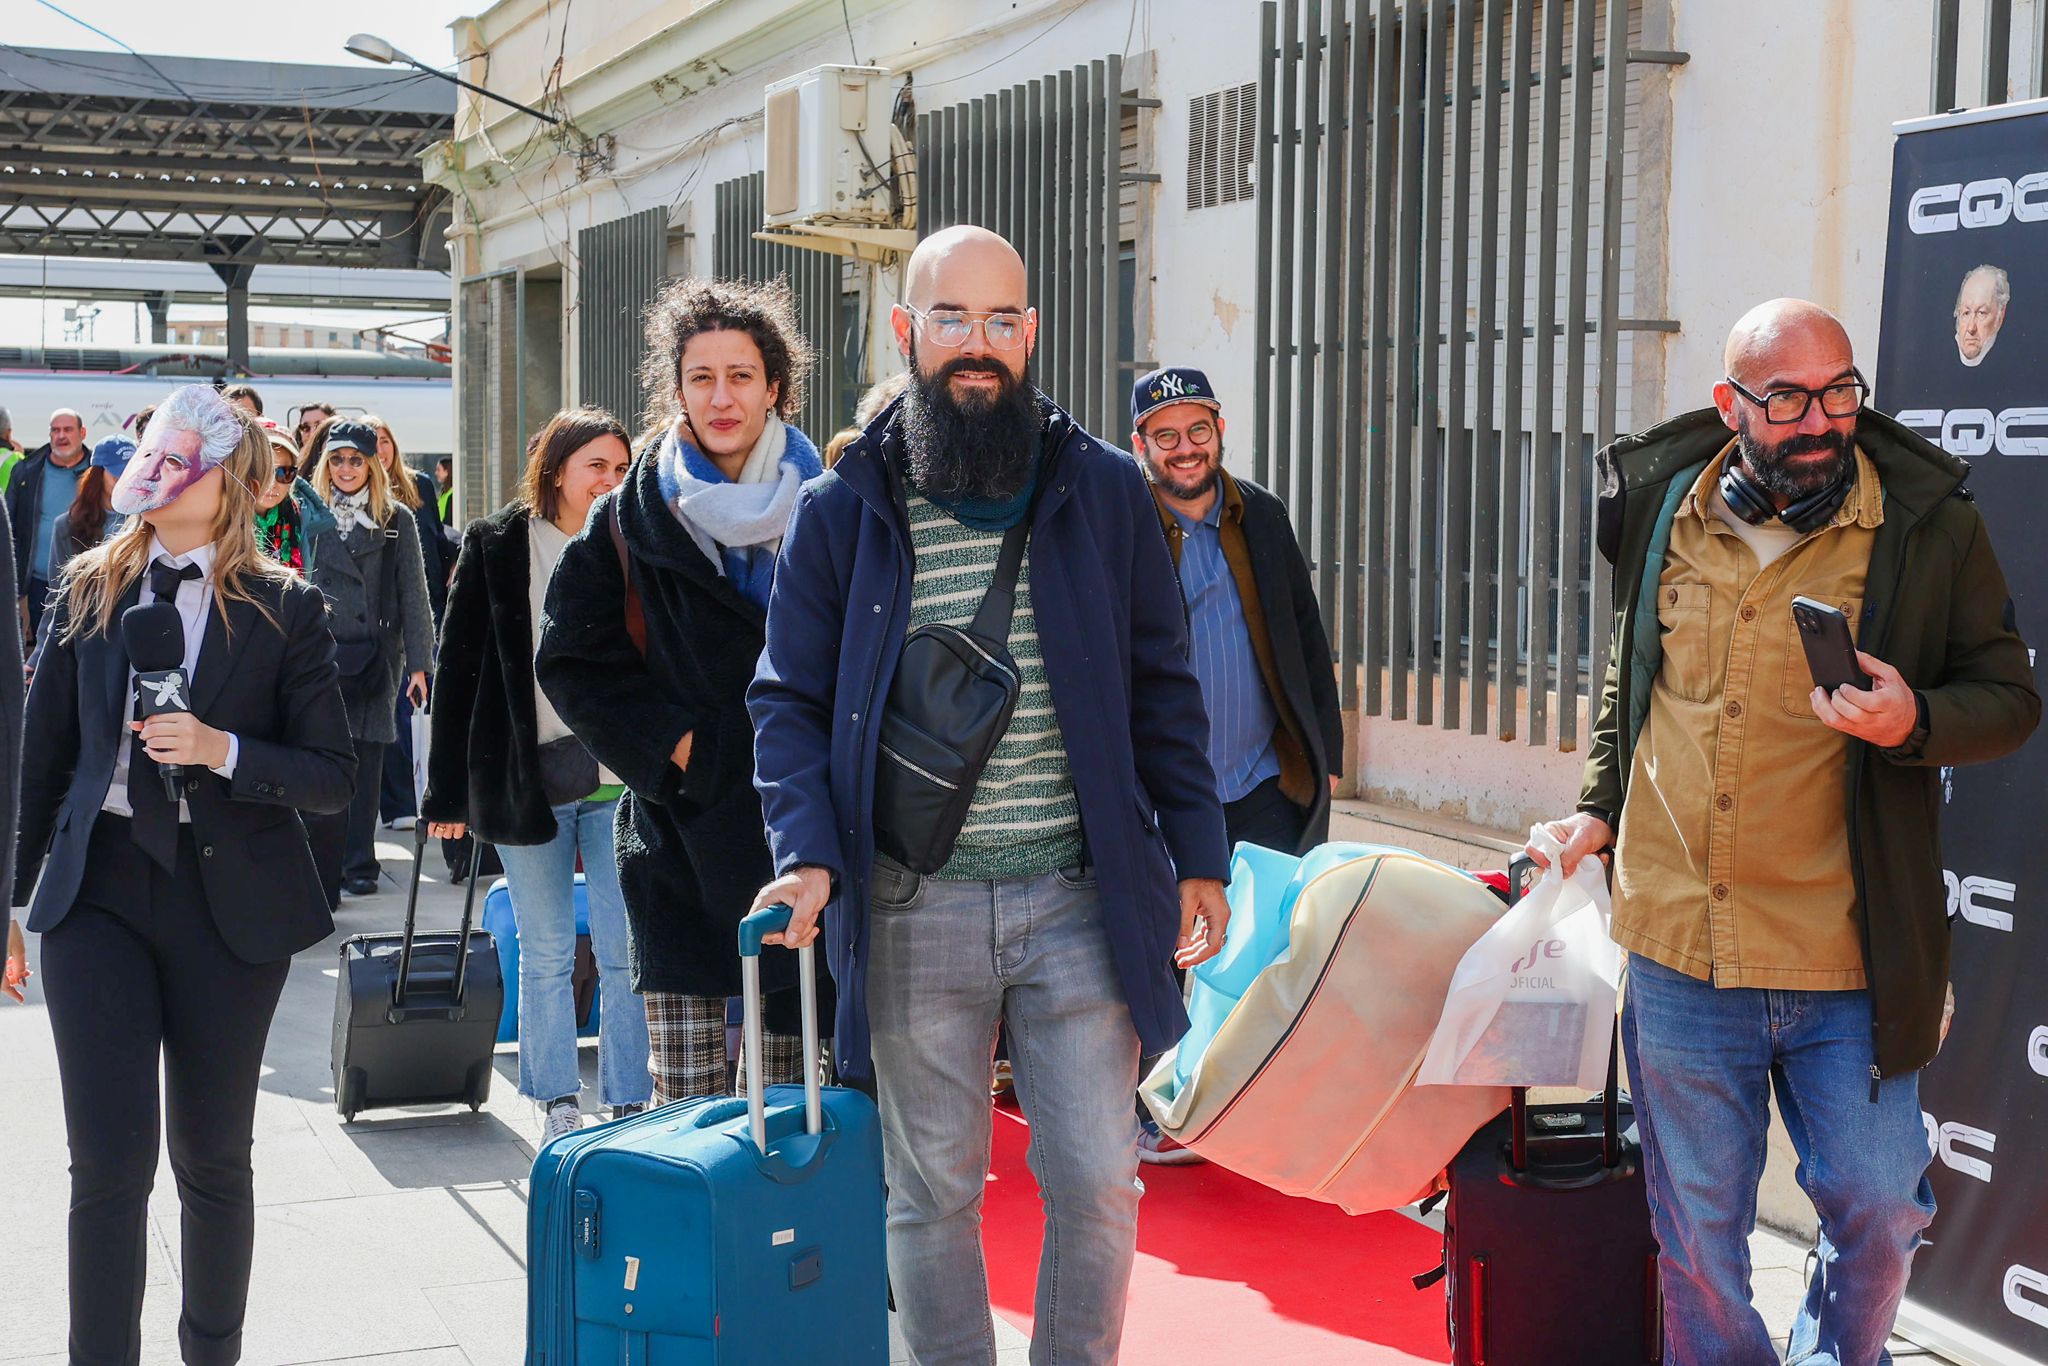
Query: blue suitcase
[[525, 906, 888, 1364], [484, 876, 601, 1044]]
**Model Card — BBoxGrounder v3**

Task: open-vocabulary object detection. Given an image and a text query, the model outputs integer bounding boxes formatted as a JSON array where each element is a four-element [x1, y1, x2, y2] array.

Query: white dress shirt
[[101, 537, 241, 820]]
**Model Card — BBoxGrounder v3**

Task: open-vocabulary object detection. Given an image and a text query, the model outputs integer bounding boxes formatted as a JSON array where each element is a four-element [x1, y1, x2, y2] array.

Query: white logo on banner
[[1908, 172, 2048, 232], [1895, 407, 2048, 458], [2029, 1026, 2048, 1078], [2006, 1265, 2048, 1329], [1923, 1112, 1998, 1183], [1943, 870, 2017, 932]]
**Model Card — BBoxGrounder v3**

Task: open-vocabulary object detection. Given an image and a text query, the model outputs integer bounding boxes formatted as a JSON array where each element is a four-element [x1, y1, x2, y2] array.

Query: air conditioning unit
[[763, 64, 896, 227]]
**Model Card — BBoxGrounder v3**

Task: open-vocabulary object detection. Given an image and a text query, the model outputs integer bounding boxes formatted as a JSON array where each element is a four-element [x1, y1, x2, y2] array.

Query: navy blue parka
[[748, 397, 1230, 1080]]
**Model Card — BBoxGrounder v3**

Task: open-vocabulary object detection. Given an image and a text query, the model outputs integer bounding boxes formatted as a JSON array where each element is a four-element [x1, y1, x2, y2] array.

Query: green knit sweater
[[905, 492, 1084, 880]]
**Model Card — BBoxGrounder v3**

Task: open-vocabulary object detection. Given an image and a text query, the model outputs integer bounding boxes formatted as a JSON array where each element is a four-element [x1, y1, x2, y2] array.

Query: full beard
[[898, 345, 1043, 503], [1144, 441, 1225, 502], [1735, 421, 1855, 501]]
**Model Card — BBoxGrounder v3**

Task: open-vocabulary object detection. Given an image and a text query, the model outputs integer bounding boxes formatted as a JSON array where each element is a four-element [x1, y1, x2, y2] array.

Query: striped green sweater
[[905, 492, 1084, 880]]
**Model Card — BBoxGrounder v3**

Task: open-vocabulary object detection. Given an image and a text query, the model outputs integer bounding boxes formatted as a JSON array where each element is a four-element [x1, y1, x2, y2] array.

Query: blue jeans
[[1622, 953, 1936, 1366], [494, 798, 650, 1107], [866, 856, 1143, 1366]]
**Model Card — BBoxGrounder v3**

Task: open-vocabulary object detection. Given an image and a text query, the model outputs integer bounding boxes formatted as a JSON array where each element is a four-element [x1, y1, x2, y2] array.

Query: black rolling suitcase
[[1419, 858, 1663, 1365], [331, 829, 504, 1121]]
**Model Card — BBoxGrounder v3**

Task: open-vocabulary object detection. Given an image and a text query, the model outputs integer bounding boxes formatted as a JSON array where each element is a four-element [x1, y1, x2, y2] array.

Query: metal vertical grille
[[1256, 0, 1670, 751], [1188, 82, 1258, 210], [577, 205, 667, 434], [1929, 0, 2047, 110], [455, 270, 521, 522], [915, 55, 1129, 440], [711, 172, 856, 445]]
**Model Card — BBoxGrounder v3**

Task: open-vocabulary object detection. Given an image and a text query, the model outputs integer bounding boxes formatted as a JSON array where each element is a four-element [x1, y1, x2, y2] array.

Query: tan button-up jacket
[[1612, 442, 1885, 989]]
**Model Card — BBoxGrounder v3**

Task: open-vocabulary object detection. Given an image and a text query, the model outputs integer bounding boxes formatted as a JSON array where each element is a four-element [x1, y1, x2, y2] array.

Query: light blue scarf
[[653, 415, 822, 609]]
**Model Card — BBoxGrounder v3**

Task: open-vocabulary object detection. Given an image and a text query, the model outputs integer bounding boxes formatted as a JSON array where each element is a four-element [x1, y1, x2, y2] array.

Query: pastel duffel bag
[[1139, 842, 1512, 1215]]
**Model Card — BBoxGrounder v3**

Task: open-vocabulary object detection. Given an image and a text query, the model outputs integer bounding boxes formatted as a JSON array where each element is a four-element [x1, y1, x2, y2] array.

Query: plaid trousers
[[644, 992, 806, 1106]]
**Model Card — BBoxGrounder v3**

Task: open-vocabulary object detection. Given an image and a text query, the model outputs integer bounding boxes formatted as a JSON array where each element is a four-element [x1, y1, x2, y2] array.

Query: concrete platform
[[0, 826, 1928, 1363]]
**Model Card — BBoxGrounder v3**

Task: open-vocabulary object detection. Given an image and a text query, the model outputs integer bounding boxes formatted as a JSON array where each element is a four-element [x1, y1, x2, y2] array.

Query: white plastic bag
[[1415, 826, 1624, 1089]]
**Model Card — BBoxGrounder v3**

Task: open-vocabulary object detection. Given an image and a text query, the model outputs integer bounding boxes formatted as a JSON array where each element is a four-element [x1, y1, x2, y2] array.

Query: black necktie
[[131, 558, 201, 870]]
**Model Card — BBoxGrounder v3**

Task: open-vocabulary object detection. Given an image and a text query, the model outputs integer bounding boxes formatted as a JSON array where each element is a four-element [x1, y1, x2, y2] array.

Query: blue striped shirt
[[1171, 498, 1280, 804]]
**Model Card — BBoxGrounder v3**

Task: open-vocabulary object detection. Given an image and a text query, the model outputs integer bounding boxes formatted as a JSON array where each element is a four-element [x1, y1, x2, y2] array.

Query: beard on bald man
[[899, 341, 1043, 503], [1733, 412, 1854, 502]]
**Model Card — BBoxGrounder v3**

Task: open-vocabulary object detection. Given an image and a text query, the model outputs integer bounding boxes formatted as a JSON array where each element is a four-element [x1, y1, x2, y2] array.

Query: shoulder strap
[[375, 523, 401, 628], [607, 497, 647, 656], [968, 516, 1031, 645]]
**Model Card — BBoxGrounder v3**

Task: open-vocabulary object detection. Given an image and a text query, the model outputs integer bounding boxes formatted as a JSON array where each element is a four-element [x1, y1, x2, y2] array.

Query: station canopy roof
[[0, 46, 456, 272]]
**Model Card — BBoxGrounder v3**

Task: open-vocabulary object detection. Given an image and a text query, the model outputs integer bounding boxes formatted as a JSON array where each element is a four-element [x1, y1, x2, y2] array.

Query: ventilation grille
[[1187, 82, 1257, 211]]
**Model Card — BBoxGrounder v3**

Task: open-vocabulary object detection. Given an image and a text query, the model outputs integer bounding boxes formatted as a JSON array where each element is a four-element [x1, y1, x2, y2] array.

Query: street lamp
[[343, 32, 563, 127]]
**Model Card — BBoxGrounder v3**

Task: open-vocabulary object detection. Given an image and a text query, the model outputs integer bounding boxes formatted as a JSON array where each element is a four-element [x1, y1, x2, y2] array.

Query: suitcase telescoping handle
[[394, 826, 485, 1009], [1503, 855, 1622, 1175], [737, 903, 824, 1155]]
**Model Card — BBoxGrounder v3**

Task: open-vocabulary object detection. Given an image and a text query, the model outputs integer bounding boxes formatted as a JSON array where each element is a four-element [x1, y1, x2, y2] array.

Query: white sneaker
[[542, 1097, 582, 1144], [389, 815, 417, 832]]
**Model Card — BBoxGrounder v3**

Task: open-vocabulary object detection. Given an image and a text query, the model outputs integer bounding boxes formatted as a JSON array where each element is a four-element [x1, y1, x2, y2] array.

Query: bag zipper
[[878, 741, 959, 791]]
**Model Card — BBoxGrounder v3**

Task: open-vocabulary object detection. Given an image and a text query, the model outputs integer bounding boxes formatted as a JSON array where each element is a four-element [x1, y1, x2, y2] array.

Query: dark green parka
[[1580, 406, 2040, 1080]]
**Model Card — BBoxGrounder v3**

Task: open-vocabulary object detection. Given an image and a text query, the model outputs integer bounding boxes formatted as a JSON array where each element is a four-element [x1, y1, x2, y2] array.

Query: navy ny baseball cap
[[1131, 366, 1224, 428]]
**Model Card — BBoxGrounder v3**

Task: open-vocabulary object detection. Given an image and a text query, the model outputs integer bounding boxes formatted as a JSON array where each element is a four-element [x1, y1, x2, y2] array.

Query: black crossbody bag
[[873, 514, 1031, 875]]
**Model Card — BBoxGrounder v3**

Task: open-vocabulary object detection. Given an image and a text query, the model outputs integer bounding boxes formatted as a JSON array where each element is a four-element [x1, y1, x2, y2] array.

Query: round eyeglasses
[[1143, 420, 1217, 452], [904, 306, 1032, 351]]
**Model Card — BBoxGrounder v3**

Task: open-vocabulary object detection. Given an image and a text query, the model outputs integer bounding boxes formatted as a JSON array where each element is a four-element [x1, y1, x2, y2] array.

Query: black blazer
[[421, 503, 559, 846], [13, 567, 358, 964]]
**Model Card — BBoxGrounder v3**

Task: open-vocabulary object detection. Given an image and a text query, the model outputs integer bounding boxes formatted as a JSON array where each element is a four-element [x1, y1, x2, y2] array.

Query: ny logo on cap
[[1154, 372, 1191, 400]]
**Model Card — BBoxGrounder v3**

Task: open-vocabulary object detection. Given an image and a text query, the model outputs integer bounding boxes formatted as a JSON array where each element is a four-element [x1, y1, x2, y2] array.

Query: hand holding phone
[[1792, 596, 1870, 693]]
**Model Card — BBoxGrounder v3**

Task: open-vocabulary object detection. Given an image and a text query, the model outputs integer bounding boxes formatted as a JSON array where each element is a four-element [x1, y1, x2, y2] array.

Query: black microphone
[[120, 602, 193, 800]]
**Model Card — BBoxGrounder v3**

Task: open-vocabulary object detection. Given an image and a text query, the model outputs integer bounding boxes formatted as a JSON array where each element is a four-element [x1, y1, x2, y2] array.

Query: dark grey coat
[[308, 506, 434, 741]]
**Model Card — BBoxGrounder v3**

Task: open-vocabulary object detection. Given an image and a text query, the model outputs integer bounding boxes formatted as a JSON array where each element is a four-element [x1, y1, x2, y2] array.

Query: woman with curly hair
[[535, 276, 826, 1111]]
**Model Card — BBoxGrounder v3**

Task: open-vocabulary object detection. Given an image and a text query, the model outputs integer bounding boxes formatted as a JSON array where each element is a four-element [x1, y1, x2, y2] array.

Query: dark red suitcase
[[1419, 858, 1663, 1364]]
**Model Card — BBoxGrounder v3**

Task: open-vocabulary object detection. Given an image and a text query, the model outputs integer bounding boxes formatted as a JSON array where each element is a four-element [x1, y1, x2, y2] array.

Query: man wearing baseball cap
[[1130, 365, 1344, 855], [1128, 365, 1344, 1163]]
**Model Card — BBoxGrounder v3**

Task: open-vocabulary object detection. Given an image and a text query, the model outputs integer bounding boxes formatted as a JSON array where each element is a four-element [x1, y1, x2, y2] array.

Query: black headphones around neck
[[1718, 454, 1854, 535]]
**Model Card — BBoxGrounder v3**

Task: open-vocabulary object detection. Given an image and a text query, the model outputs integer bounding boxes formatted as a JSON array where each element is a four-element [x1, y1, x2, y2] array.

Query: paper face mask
[[112, 384, 246, 516]]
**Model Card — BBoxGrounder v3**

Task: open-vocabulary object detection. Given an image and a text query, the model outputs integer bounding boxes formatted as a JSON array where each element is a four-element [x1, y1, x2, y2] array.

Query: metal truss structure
[[0, 47, 455, 274]]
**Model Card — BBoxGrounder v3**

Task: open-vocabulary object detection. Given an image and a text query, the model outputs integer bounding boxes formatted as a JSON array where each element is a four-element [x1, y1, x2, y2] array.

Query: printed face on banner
[[1953, 264, 2010, 366]]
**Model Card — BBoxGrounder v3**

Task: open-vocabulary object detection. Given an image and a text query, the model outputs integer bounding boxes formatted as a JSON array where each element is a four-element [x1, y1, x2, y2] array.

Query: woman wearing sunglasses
[[305, 420, 433, 904]]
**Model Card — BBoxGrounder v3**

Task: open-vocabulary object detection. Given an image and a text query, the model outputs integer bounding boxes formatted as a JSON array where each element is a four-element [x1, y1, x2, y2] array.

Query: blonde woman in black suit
[[11, 385, 355, 1365]]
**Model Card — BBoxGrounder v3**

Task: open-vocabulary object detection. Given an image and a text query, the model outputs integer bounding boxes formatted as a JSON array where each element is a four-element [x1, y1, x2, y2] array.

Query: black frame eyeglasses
[[1142, 419, 1217, 452], [1724, 373, 1869, 425]]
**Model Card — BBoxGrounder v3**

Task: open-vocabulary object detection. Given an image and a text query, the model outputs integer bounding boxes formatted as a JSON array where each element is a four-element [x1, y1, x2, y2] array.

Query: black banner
[[1876, 103, 2048, 1366]]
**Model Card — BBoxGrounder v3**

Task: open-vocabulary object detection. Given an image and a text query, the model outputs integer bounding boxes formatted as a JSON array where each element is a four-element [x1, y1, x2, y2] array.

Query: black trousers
[[40, 818, 291, 1366], [1223, 774, 1310, 855], [306, 736, 384, 899]]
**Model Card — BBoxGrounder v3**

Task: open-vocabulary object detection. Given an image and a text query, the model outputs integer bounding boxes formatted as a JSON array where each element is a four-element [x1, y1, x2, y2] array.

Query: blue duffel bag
[[483, 875, 600, 1045], [525, 906, 888, 1364]]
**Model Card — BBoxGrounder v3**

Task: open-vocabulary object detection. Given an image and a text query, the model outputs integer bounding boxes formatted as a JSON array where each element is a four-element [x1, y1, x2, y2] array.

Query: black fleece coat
[[420, 503, 558, 847], [535, 449, 821, 1032]]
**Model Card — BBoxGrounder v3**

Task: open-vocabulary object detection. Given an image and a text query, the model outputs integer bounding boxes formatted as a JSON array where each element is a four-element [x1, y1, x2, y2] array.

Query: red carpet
[[981, 1102, 1453, 1364]]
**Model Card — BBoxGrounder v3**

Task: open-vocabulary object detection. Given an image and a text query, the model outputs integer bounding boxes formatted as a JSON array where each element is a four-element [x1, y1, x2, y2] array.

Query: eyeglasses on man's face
[[1143, 419, 1218, 452], [1724, 374, 1869, 425], [904, 306, 1032, 351]]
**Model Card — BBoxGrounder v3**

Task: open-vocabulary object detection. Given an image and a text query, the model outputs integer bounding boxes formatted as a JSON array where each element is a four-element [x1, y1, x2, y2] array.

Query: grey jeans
[[866, 855, 1144, 1366]]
